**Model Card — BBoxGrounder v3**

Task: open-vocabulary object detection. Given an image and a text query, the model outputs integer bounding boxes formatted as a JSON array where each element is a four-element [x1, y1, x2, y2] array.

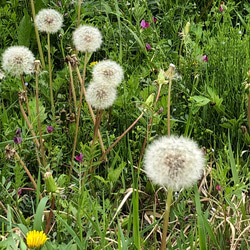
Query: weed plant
[[0, 0, 250, 249]]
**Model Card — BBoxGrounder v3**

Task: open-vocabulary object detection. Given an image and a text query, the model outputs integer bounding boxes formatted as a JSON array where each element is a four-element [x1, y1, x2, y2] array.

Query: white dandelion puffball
[[2, 46, 35, 76], [144, 136, 205, 191], [35, 9, 63, 34], [86, 82, 117, 110], [73, 25, 102, 52], [92, 60, 124, 87]]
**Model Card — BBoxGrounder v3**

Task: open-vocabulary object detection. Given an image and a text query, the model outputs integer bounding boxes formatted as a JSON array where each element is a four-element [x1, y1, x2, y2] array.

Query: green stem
[[48, 33, 55, 121], [77, 0, 82, 27], [35, 68, 47, 169], [248, 90, 250, 131], [69, 52, 88, 179], [167, 79, 172, 137], [30, 0, 45, 68], [20, 74, 31, 116], [160, 187, 173, 250]]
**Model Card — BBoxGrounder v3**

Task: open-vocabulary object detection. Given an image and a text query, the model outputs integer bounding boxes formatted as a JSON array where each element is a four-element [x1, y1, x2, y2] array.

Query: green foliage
[[0, 0, 249, 249]]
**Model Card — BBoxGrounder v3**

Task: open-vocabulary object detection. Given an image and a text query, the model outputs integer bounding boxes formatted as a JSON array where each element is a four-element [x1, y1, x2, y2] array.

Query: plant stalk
[[69, 52, 88, 179], [20, 74, 31, 116], [48, 33, 55, 121], [29, 0, 45, 68], [75, 66, 106, 155], [68, 62, 77, 114], [160, 187, 173, 250], [167, 79, 173, 137], [35, 67, 47, 169]]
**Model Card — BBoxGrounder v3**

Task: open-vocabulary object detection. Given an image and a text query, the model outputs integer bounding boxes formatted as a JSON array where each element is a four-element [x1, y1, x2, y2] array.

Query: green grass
[[0, 0, 250, 249]]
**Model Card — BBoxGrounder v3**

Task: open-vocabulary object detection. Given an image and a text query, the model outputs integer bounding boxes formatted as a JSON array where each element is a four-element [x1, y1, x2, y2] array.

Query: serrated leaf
[[17, 9, 32, 47]]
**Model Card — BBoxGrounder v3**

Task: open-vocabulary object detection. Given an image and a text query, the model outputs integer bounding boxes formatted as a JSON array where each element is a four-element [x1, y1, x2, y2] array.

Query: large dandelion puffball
[[144, 136, 205, 191], [73, 25, 102, 52], [2, 46, 35, 76], [35, 9, 63, 34], [92, 60, 124, 87], [86, 82, 117, 110]]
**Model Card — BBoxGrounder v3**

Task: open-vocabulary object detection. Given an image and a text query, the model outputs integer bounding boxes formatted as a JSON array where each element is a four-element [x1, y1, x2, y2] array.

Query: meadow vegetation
[[0, 0, 249, 249]]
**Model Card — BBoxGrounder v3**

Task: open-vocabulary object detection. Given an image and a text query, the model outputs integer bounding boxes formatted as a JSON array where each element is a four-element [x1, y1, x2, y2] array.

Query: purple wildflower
[[141, 20, 150, 29], [75, 153, 83, 162], [13, 136, 22, 144], [157, 107, 163, 114], [57, 0, 61, 6], [145, 43, 152, 50], [216, 185, 221, 191], [16, 129, 21, 135], [184, 216, 189, 221], [219, 6, 224, 12], [152, 16, 157, 22], [47, 126, 54, 133], [203, 55, 208, 62], [18, 188, 23, 195]]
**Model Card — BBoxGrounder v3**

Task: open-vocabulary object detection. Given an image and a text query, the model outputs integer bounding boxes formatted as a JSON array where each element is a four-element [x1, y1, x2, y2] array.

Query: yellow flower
[[26, 230, 48, 249], [90, 61, 98, 67]]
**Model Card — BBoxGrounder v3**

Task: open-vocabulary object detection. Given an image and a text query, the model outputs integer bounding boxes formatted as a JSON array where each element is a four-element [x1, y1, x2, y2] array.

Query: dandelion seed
[[86, 82, 117, 110], [0, 70, 5, 80], [73, 25, 102, 52], [144, 136, 205, 191], [92, 60, 124, 87], [26, 230, 48, 249], [35, 9, 63, 34], [2, 46, 35, 76]]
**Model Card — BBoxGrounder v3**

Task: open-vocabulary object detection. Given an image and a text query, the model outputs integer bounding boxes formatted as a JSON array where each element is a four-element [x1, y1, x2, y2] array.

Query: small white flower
[[2, 46, 35, 76], [73, 25, 102, 52], [86, 82, 117, 110], [92, 60, 124, 87], [35, 9, 63, 34], [144, 136, 205, 191]]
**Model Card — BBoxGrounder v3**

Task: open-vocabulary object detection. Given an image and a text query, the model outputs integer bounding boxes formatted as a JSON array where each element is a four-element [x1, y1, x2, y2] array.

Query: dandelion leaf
[[17, 9, 32, 47]]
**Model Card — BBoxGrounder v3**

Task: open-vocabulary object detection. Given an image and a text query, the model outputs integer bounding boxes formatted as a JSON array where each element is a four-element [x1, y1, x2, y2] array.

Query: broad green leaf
[[17, 9, 32, 47], [34, 197, 49, 231]]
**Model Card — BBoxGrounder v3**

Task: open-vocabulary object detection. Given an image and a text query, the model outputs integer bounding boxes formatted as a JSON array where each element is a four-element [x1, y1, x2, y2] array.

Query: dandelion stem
[[77, 0, 82, 27], [93, 109, 103, 143], [19, 99, 40, 148], [35, 65, 47, 169], [98, 112, 144, 163], [160, 187, 173, 250], [69, 52, 88, 179], [44, 195, 55, 234], [20, 74, 31, 116], [15, 152, 41, 198], [138, 85, 162, 167], [167, 79, 173, 137], [68, 62, 77, 114], [30, 0, 45, 68], [75, 66, 106, 155], [47, 33, 55, 121], [248, 90, 250, 131]]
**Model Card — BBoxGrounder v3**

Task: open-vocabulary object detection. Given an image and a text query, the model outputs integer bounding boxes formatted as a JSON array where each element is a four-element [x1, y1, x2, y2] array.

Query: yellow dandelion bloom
[[26, 230, 48, 249], [90, 61, 98, 67]]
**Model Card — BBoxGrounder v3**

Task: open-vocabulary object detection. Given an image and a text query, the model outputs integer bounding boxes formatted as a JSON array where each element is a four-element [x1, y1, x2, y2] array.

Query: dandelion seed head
[[2, 46, 35, 76], [144, 136, 205, 191], [86, 82, 117, 110], [73, 25, 102, 52], [92, 60, 123, 87], [35, 9, 63, 34]]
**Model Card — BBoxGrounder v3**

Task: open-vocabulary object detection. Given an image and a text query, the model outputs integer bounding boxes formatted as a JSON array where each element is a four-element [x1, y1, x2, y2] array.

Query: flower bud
[[184, 22, 190, 36], [44, 172, 57, 193]]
